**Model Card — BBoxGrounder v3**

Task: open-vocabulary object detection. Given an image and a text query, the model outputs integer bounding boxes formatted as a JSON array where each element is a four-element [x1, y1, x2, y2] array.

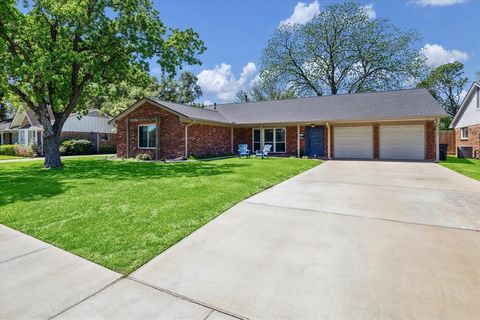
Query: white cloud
[[409, 0, 465, 6], [363, 4, 376, 19], [196, 62, 257, 102], [421, 44, 469, 67], [280, 1, 320, 26]]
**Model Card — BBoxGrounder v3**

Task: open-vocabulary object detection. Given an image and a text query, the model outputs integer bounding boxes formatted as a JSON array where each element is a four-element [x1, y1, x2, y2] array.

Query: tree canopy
[[260, 1, 423, 97], [95, 71, 203, 116], [417, 61, 468, 128], [0, 0, 205, 167]]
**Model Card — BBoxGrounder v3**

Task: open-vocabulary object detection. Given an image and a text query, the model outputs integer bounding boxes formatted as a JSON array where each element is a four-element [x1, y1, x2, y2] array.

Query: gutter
[[184, 121, 195, 159]]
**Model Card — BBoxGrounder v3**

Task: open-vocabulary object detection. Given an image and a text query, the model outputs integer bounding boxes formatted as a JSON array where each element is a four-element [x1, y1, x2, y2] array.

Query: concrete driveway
[[130, 161, 480, 319]]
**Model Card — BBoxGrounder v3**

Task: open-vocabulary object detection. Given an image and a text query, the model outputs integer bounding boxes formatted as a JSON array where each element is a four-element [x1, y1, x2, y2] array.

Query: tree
[[0, 0, 205, 168], [417, 61, 468, 128], [260, 1, 423, 96], [236, 76, 297, 102], [95, 71, 203, 116], [157, 71, 202, 104]]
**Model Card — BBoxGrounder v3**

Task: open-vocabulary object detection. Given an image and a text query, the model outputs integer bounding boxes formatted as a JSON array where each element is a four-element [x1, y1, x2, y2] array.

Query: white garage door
[[380, 125, 425, 160], [334, 126, 373, 159]]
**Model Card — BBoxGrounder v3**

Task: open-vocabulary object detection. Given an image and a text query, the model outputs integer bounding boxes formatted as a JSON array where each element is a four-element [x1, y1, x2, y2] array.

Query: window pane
[[148, 125, 157, 148], [254, 142, 261, 152], [275, 128, 285, 142], [275, 142, 286, 152], [253, 129, 260, 142], [139, 126, 148, 148], [264, 129, 274, 143]]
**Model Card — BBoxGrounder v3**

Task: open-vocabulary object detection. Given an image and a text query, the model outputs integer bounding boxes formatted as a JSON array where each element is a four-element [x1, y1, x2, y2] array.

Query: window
[[461, 127, 469, 139], [253, 129, 261, 152], [252, 128, 286, 153], [100, 133, 109, 141], [138, 124, 157, 149]]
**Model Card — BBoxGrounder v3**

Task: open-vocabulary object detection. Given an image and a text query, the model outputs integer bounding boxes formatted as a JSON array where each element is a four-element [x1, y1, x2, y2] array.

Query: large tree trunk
[[43, 130, 62, 168]]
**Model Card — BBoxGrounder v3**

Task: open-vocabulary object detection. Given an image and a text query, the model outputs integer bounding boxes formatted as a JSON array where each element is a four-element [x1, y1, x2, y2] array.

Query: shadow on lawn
[[443, 157, 475, 165], [0, 159, 251, 207]]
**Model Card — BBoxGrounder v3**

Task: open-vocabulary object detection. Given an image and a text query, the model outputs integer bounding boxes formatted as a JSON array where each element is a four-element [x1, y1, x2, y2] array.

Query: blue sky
[[152, 0, 479, 104]]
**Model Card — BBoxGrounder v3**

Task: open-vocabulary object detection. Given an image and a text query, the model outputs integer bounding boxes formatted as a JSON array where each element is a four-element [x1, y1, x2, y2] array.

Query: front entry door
[[305, 126, 324, 158]]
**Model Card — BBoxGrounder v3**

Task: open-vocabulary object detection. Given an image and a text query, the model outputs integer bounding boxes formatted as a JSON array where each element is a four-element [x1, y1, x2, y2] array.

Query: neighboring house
[[0, 108, 117, 153], [450, 81, 480, 158], [110, 88, 447, 161]]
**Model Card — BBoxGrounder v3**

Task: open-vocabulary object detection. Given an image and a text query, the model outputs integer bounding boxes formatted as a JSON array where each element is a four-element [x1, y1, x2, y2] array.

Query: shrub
[[98, 145, 116, 154], [0, 145, 15, 156], [60, 139, 93, 156], [136, 153, 152, 161], [14, 145, 35, 157]]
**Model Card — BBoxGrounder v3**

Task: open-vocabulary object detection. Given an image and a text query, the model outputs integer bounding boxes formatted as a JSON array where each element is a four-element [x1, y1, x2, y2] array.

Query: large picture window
[[138, 124, 157, 149], [252, 128, 286, 153]]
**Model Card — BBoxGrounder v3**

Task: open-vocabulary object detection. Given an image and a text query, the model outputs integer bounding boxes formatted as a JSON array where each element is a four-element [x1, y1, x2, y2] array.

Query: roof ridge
[[212, 87, 426, 108]]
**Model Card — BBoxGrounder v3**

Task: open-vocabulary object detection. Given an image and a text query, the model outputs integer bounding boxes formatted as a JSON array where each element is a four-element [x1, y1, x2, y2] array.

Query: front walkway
[[0, 225, 235, 320], [0, 154, 115, 163]]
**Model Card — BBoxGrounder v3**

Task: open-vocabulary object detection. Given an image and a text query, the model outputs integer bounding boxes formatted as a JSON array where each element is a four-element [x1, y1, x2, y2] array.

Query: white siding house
[[63, 110, 115, 133], [451, 81, 480, 158]]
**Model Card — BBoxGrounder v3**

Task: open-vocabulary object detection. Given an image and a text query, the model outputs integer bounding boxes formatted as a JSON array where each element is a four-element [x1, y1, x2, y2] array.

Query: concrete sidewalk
[[0, 154, 115, 164], [0, 225, 238, 319]]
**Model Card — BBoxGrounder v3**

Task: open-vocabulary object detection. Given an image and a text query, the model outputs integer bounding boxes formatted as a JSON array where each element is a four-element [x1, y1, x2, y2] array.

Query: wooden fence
[[439, 130, 456, 154]]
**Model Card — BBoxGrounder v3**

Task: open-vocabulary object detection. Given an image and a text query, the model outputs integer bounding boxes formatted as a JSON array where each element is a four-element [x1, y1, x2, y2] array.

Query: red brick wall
[[116, 102, 232, 160], [187, 124, 231, 156], [233, 128, 252, 153], [116, 102, 185, 160], [455, 124, 480, 158], [425, 121, 436, 160], [373, 125, 379, 159]]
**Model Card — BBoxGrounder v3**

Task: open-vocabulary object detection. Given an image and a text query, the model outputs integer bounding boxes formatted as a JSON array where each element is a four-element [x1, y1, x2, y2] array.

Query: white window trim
[[100, 133, 109, 141], [460, 127, 469, 140], [138, 124, 157, 149], [252, 128, 287, 153]]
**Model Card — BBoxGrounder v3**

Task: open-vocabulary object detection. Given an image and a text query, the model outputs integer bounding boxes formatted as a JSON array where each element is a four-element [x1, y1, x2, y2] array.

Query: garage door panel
[[380, 125, 425, 160], [334, 126, 373, 159]]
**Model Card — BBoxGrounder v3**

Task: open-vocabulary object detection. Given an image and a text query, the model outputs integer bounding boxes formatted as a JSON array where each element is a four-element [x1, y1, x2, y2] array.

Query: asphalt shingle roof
[[213, 88, 447, 124], [114, 89, 447, 125]]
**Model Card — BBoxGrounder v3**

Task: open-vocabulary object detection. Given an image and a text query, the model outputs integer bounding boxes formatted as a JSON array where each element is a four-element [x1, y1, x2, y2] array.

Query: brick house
[[110, 89, 447, 161], [451, 81, 480, 158], [0, 108, 117, 153]]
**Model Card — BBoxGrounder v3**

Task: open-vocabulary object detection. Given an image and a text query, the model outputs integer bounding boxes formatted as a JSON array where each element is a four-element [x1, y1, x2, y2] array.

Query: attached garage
[[334, 126, 373, 159], [379, 124, 425, 160]]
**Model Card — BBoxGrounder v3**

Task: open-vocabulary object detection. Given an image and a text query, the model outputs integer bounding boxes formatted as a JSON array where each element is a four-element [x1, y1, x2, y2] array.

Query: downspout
[[326, 122, 331, 159], [184, 121, 195, 159], [435, 118, 440, 162]]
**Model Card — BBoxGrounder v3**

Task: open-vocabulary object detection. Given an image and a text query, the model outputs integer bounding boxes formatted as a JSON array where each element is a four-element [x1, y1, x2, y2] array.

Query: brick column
[[373, 124, 379, 159]]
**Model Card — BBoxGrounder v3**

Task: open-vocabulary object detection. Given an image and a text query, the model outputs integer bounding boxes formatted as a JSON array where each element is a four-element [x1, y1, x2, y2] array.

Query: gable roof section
[[450, 81, 480, 128], [109, 98, 232, 125], [111, 89, 447, 126]]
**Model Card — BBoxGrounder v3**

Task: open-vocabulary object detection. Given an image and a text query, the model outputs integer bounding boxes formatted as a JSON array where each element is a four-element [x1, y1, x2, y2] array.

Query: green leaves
[[260, 1, 423, 96], [0, 0, 205, 120], [416, 61, 468, 122]]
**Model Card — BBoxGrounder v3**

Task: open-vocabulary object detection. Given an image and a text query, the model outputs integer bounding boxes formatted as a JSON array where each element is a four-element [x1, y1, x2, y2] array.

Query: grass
[[440, 155, 480, 181], [0, 155, 23, 160], [0, 156, 319, 274]]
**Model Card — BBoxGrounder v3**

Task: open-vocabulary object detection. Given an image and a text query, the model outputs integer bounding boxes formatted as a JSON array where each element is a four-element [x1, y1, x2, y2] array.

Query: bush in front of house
[[60, 139, 93, 156], [0, 144, 16, 156], [98, 145, 116, 154], [136, 153, 152, 161], [14, 145, 36, 157]]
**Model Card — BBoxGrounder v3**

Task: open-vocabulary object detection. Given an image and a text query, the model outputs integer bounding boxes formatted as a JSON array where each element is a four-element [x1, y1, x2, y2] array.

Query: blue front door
[[305, 126, 324, 158]]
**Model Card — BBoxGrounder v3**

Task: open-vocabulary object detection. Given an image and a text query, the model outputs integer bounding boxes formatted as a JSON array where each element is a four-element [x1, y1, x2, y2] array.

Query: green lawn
[[0, 156, 319, 274], [0, 155, 23, 160], [440, 156, 480, 181]]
